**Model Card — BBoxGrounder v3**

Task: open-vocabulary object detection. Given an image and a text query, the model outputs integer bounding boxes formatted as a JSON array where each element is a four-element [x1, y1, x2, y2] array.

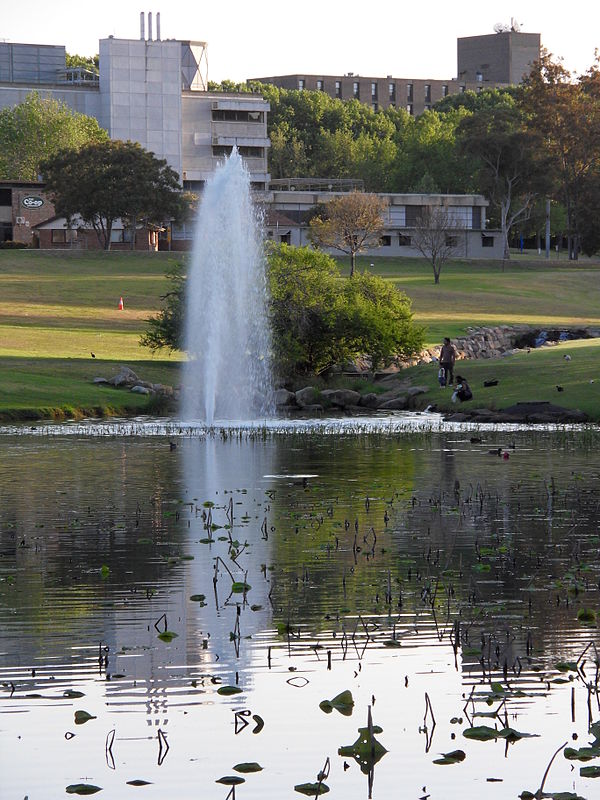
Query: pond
[[1, 421, 599, 799]]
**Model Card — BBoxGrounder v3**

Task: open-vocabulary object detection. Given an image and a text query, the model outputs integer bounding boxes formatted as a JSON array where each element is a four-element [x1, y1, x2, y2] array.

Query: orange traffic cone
[[118, 296, 124, 310]]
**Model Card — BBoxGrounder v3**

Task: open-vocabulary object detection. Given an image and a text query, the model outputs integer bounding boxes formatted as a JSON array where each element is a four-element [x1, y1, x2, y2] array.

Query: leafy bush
[[141, 243, 425, 378], [0, 240, 29, 249]]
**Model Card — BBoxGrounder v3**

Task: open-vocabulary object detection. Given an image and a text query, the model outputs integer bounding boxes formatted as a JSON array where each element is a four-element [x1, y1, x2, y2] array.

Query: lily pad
[[231, 581, 251, 593], [126, 780, 152, 786], [74, 710, 97, 725], [217, 685, 242, 696], [580, 765, 600, 777], [319, 690, 354, 716], [66, 785, 102, 795], [463, 725, 537, 742], [63, 690, 85, 698], [190, 594, 206, 602], [233, 762, 263, 773], [294, 783, 329, 796], [157, 631, 178, 643], [564, 745, 600, 761], [578, 608, 596, 624], [433, 749, 466, 765], [216, 776, 245, 785]]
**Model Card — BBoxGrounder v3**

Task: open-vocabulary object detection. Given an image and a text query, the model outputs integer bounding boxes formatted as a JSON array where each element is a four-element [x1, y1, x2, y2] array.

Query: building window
[[406, 103, 413, 115], [213, 145, 264, 158], [442, 84, 449, 97], [472, 207, 482, 229], [335, 80, 342, 98], [476, 70, 483, 82], [110, 229, 132, 243], [380, 235, 392, 246], [353, 81, 360, 98], [445, 235, 458, 247], [298, 78, 305, 90], [460, 84, 466, 93], [482, 234, 494, 248], [372, 102, 378, 112], [212, 109, 264, 122], [183, 179, 205, 191], [316, 79, 323, 91], [425, 104, 431, 111], [405, 206, 423, 227], [51, 229, 77, 243], [398, 234, 412, 246], [0, 188, 11, 206], [407, 83, 413, 101], [388, 82, 396, 102], [371, 82, 377, 99], [425, 84, 431, 102]]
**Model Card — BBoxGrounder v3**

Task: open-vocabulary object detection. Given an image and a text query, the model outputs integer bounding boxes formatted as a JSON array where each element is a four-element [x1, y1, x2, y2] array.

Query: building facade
[[252, 30, 540, 115], [0, 15, 271, 190]]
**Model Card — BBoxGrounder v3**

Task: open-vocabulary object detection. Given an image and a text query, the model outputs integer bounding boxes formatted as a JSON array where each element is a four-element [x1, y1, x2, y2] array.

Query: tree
[[411, 205, 463, 284], [458, 102, 549, 259], [41, 140, 184, 250], [309, 192, 386, 276], [66, 53, 99, 73], [524, 53, 600, 259], [0, 92, 107, 181], [142, 244, 424, 377]]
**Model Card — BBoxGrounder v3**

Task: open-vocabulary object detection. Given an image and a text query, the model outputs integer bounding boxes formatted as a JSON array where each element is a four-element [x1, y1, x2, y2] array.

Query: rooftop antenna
[[156, 12, 161, 41], [148, 11, 153, 41], [140, 11, 145, 40]]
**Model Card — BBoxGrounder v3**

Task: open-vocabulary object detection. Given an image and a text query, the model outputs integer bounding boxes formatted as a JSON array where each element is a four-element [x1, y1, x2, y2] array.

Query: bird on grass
[[483, 379, 498, 387], [564, 354, 572, 361], [90, 352, 96, 358], [488, 448, 502, 456], [556, 385, 564, 392]]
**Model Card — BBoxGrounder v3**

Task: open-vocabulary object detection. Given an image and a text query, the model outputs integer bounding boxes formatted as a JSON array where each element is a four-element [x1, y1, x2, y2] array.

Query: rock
[[301, 404, 324, 414], [378, 395, 409, 410], [274, 388, 297, 407], [93, 377, 109, 385], [130, 385, 151, 395], [358, 393, 381, 409], [320, 389, 361, 408], [109, 366, 139, 387], [151, 384, 174, 396], [502, 401, 588, 423], [295, 386, 320, 407], [405, 386, 428, 397]]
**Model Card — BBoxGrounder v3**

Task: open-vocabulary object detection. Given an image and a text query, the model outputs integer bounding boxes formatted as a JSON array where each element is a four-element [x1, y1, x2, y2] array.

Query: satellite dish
[[510, 17, 521, 32], [493, 22, 509, 33]]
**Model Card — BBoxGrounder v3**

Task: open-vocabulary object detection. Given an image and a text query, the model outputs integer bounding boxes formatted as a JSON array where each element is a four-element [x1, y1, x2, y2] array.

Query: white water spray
[[182, 151, 273, 423]]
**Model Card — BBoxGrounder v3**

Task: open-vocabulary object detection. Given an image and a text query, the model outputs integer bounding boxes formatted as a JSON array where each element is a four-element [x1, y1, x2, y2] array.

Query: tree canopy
[[0, 92, 107, 181], [41, 140, 184, 250]]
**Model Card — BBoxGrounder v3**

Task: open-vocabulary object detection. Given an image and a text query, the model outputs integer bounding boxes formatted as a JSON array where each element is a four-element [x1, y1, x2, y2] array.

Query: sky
[[2, 0, 597, 82]]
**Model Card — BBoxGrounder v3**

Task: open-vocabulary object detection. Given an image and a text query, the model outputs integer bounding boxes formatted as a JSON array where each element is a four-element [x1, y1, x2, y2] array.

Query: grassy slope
[[0, 251, 183, 417], [2, 249, 600, 420]]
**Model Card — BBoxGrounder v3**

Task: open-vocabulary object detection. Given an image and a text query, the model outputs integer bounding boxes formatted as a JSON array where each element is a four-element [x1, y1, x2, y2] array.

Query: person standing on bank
[[439, 337, 456, 387]]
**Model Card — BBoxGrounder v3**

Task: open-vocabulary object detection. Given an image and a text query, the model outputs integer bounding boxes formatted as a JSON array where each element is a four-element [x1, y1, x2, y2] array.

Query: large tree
[[0, 92, 107, 181], [308, 192, 386, 276], [411, 205, 463, 284], [41, 140, 184, 250], [524, 53, 600, 259], [458, 101, 549, 259]]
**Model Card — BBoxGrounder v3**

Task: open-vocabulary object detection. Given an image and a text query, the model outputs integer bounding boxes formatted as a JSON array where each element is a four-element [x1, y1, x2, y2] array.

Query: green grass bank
[[1, 249, 600, 421]]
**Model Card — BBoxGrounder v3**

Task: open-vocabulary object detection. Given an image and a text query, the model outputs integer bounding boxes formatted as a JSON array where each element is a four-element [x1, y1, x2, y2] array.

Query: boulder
[[378, 395, 409, 410], [405, 386, 429, 398], [320, 389, 361, 408], [274, 388, 297, 407], [131, 385, 151, 395], [93, 377, 109, 385], [502, 401, 588, 423], [109, 366, 139, 387], [358, 393, 381, 409], [295, 386, 320, 407], [301, 404, 324, 414]]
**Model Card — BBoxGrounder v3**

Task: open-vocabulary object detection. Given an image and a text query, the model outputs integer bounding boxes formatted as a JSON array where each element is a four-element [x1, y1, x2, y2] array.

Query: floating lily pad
[[231, 581, 251, 593], [578, 608, 596, 624], [217, 685, 242, 696], [216, 776, 245, 785], [157, 631, 178, 643], [565, 745, 600, 761], [233, 763, 263, 773], [319, 690, 354, 716], [580, 765, 600, 777], [556, 661, 578, 672], [252, 714, 264, 733], [463, 725, 537, 742], [294, 783, 329, 795], [433, 749, 466, 765], [126, 779, 152, 786], [74, 710, 97, 725], [63, 690, 85, 698], [66, 784, 102, 795], [190, 594, 206, 602]]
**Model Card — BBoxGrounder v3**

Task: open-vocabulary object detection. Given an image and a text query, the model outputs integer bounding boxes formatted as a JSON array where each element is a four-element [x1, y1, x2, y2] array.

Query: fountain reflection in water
[[182, 149, 273, 424]]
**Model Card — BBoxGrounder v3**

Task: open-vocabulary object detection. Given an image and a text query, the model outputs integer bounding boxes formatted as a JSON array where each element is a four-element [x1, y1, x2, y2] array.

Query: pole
[[545, 198, 551, 259]]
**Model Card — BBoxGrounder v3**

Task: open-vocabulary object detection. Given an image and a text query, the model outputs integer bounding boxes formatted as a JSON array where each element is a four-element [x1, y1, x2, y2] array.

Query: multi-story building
[[0, 12, 271, 196], [252, 29, 540, 115]]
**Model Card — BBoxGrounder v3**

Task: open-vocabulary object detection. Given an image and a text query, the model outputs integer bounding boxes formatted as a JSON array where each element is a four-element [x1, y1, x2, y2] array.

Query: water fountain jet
[[182, 150, 273, 424]]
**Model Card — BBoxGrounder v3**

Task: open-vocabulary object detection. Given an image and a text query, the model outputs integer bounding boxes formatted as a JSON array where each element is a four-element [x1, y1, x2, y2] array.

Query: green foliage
[[0, 92, 107, 181], [65, 53, 99, 73], [142, 244, 424, 377], [41, 140, 184, 250]]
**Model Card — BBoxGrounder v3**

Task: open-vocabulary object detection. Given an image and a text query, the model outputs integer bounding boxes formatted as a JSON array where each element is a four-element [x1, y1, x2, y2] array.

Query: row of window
[[298, 79, 455, 102], [212, 145, 264, 158], [211, 109, 264, 123]]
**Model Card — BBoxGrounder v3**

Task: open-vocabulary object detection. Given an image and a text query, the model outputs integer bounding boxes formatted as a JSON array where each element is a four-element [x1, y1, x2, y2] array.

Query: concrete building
[[252, 29, 540, 115], [264, 183, 503, 260], [0, 13, 271, 191]]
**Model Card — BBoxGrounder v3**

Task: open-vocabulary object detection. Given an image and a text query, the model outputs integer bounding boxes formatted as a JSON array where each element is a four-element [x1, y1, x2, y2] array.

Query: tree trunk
[[501, 201, 510, 260], [350, 251, 356, 277]]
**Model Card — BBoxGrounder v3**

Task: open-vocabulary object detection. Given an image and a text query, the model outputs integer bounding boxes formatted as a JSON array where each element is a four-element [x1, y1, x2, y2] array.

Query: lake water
[[1, 421, 599, 799]]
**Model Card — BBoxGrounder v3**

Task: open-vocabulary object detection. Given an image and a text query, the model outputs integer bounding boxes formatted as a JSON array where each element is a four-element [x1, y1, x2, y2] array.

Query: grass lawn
[[1, 248, 600, 420]]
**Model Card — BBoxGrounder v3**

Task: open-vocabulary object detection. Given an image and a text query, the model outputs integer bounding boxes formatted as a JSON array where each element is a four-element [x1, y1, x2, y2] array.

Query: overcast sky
[[3, 0, 597, 82]]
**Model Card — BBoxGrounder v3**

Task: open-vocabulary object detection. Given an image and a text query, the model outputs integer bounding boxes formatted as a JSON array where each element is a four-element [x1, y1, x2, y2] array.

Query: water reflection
[[0, 429, 599, 799]]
